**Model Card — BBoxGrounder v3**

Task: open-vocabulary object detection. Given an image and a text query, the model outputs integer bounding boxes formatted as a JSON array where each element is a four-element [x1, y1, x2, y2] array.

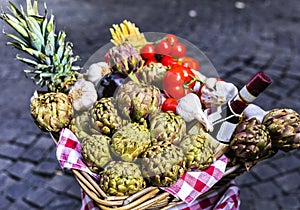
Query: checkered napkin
[[163, 154, 228, 204], [170, 181, 240, 210], [56, 128, 239, 210], [56, 128, 99, 180]]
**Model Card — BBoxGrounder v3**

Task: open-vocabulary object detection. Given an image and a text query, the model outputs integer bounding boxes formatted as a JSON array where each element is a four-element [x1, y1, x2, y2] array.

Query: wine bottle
[[211, 72, 272, 144]]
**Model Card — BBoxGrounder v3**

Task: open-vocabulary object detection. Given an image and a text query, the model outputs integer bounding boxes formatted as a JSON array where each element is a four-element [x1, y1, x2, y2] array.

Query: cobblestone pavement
[[0, 0, 300, 209]]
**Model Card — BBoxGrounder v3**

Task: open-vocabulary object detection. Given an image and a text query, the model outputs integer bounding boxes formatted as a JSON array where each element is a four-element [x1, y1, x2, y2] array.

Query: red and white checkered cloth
[[56, 128, 240, 210]]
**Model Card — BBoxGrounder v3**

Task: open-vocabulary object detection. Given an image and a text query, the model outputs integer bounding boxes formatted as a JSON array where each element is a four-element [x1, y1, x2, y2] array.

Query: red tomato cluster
[[140, 34, 200, 71], [140, 34, 201, 113]]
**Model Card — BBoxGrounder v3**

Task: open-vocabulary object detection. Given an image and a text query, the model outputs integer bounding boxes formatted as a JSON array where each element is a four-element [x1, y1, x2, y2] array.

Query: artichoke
[[81, 134, 112, 173], [179, 132, 214, 171], [229, 118, 273, 170], [89, 97, 124, 137], [136, 62, 168, 88], [111, 122, 151, 162], [140, 141, 186, 187], [69, 111, 91, 142], [149, 111, 186, 145], [263, 108, 300, 152], [30, 92, 73, 132], [115, 81, 162, 122], [106, 43, 143, 75], [99, 161, 146, 196]]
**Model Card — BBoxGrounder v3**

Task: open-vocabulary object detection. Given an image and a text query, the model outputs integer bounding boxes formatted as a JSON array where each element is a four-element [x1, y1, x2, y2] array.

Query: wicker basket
[[50, 132, 244, 210]]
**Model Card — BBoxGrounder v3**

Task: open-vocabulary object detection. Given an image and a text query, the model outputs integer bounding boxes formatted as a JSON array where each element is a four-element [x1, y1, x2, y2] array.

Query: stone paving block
[[235, 172, 258, 186], [23, 172, 50, 188], [263, 68, 284, 82], [0, 128, 18, 143], [254, 199, 280, 210], [44, 195, 81, 210], [0, 194, 11, 209], [277, 195, 300, 209], [0, 172, 17, 192], [252, 52, 273, 69], [0, 143, 25, 160], [6, 161, 34, 180], [276, 97, 300, 113], [269, 154, 300, 173], [15, 133, 36, 146], [25, 188, 57, 208], [250, 162, 279, 180], [66, 181, 81, 199], [34, 136, 55, 150], [250, 181, 282, 199], [6, 199, 34, 210], [274, 171, 300, 193], [33, 160, 58, 176], [239, 200, 256, 210], [21, 147, 46, 163], [4, 181, 33, 201], [237, 187, 255, 201], [46, 174, 75, 193], [0, 158, 13, 171]]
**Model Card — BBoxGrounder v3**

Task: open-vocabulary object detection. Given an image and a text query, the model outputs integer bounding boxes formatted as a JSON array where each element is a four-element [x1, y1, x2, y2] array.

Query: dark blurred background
[[0, 0, 299, 209]]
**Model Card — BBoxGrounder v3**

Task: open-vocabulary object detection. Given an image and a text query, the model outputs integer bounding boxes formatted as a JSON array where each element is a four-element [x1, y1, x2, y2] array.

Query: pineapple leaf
[[56, 31, 66, 59], [45, 30, 55, 56], [20, 44, 46, 61], [4, 31, 29, 47], [8, 1, 27, 26], [26, 16, 44, 43], [46, 13, 55, 34], [16, 55, 38, 66], [41, 8, 48, 37], [27, 30, 42, 51], [1, 13, 29, 38], [6, 41, 23, 50]]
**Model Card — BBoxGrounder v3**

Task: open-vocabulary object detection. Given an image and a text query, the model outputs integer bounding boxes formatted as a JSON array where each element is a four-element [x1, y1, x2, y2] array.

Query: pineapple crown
[[1, 0, 81, 92]]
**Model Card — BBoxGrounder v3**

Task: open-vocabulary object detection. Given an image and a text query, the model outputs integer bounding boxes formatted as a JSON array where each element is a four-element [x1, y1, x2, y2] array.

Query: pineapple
[[1, 0, 80, 93]]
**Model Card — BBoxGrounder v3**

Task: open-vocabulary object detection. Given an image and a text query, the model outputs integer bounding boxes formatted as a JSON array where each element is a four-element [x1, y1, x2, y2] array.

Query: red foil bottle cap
[[246, 72, 271, 96]]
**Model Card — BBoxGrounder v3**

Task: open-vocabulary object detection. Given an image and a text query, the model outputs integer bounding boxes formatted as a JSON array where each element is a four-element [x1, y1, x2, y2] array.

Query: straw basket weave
[[50, 132, 244, 210]]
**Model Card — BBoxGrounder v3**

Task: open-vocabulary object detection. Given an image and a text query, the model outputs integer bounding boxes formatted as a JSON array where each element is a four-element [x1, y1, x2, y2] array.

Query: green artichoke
[[149, 111, 186, 145], [263, 108, 300, 152], [89, 97, 124, 137], [69, 111, 91, 142], [111, 122, 151, 162], [115, 81, 162, 122], [136, 62, 168, 88], [179, 132, 214, 171], [229, 118, 273, 170], [99, 161, 146, 196], [107, 43, 143, 75], [81, 134, 112, 173], [30, 92, 73, 132], [140, 141, 186, 187]]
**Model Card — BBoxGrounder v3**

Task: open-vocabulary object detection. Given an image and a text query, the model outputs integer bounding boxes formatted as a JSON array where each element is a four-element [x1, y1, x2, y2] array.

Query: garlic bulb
[[200, 78, 238, 109], [68, 79, 97, 111], [176, 93, 213, 132], [84, 62, 111, 86]]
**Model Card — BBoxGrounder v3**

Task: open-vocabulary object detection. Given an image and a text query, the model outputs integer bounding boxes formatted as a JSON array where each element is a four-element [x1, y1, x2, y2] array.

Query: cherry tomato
[[140, 44, 156, 60], [164, 34, 178, 46], [181, 57, 200, 71], [162, 98, 178, 113], [162, 65, 196, 100], [160, 55, 178, 67], [170, 42, 186, 58], [155, 40, 171, 56]]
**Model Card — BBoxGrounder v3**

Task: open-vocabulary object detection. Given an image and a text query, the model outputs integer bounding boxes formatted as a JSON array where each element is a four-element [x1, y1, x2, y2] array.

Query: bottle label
[[216, 121, 237, 143], [239, 86, 256, 103]]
